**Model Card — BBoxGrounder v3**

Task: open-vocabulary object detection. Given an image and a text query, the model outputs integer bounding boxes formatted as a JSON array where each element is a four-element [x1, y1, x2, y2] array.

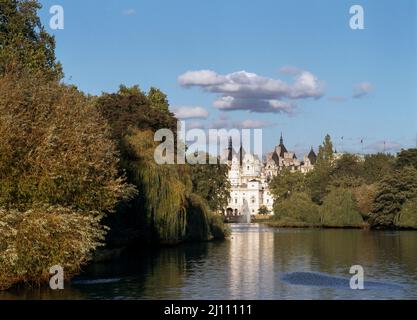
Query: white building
[[223, 134, 317, 216]]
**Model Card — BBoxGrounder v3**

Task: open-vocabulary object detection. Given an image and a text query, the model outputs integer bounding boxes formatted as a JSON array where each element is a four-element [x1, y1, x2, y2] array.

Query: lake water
[[2, 224, 417, 300]]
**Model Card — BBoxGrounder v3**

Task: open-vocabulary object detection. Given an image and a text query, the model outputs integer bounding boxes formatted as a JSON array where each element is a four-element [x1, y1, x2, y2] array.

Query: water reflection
[[1, 224, 417, 300]]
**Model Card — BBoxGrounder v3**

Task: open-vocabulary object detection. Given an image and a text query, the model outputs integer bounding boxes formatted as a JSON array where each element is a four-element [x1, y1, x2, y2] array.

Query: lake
[[2, 224, 417, 300]]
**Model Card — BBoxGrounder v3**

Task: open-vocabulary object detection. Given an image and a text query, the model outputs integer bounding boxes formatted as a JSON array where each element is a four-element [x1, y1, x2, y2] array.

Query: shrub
[[369, 166, 417, 228], [0, 206, 106, 290], [273, 192, 321, 227], [395, 198, 417, 229], [320, 188, 364, 228], [0, 73, 132, 212]]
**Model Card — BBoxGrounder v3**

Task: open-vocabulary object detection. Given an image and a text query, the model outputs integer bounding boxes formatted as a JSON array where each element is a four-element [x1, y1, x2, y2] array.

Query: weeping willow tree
[[395, 198, 417, 229], [320, 188, 364, 228], [123, 130, 188, 243]]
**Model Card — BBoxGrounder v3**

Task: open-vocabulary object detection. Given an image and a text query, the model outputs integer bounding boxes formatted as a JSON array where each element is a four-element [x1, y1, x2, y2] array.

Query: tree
[[148, 87, 170, 112], [369, 166, 417, 228], [395, 198, 417, 229], [362, 153, 395, 184], [396, 148, 417, 170], [306, 134, 334, 204], [320, 188, 364, 228], [0, 0, 63, 79], [269, 169, 306, 202], [272, 192, 321, 227], [258, 205, 270, 215], [0, 73, 132, 290], [317, 134, 334, 163], [95, 85, 177, 142], [0, 73, 131, 212], [190, 155, 230, 213]]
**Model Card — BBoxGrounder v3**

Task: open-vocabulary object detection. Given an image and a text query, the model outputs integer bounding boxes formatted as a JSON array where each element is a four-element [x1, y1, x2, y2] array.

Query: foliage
[[352, 184, 377, 219], [396, 148, 417, 170], [269, 169, 306, 202], [0, 205, 106, 290], [317, 134, 334, 163], [320, 188, 364, 227], [305, 134, 334, 204], [369, 166, 417, 228], [0, 73, 132, 212], [258, 205, 270, 215], [123, 130, 188, 243], [0, 0, 63, 79], [95, 85, 177, 142], [362, 153, 395, 184], [272, 192, 321, 227], [190, 155, 231, 213], [395, 198, 417, 229]]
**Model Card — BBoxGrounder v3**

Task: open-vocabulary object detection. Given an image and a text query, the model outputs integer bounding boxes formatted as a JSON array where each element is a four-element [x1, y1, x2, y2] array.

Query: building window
[[235, 198, 238, 204]]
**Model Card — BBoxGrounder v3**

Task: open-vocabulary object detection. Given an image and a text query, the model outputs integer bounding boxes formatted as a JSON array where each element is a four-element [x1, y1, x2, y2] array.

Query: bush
[[208, 213, 230, 240], [0, 73, 132, 212], [352, 184, 377, 219], [369, 166, 417, 228], [0, 206, 106, 290], [395, 198, 417, 229], [320, 188, 364, 228], [272, 192, 321, 227]]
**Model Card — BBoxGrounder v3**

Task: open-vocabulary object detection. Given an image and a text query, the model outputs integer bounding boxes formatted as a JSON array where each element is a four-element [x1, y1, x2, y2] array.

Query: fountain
[[240, 199, 251, 224]]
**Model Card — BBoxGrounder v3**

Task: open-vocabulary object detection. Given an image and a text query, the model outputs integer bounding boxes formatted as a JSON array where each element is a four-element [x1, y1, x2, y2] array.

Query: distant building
[[222, 134, 317, 216]]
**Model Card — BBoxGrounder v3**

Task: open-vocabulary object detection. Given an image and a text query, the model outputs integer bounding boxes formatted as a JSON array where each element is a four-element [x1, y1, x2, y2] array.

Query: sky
[[39, 0, 417, 157]]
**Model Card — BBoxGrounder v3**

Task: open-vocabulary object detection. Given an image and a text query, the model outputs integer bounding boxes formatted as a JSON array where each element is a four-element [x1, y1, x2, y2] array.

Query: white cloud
[[353, 82, 373, 99], [178, 68, 324, 114], [185, 120, 206, 129], [234, 119, 274, 129], [173, 106, 209, 119]]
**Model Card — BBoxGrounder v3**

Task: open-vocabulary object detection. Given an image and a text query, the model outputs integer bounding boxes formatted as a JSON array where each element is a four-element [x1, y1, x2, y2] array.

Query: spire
[[239, 142, 243, 166], [227, 136, 233, 162], [278, 132, 287, 157]]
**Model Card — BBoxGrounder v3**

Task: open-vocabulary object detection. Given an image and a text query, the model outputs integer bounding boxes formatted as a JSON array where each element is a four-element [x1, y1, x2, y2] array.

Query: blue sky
[[39, 0, 417, 156]]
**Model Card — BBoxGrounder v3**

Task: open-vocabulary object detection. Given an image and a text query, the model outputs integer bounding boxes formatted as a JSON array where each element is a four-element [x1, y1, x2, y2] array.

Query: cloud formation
[[173, 106, 209, 119], [353, 82, 373, 99], [234, 119, 274, 129], [178, 68, 324, 114]]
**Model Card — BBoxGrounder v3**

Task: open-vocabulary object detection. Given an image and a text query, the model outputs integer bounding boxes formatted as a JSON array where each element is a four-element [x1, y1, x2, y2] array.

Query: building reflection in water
[[229, 224, 274, 299]]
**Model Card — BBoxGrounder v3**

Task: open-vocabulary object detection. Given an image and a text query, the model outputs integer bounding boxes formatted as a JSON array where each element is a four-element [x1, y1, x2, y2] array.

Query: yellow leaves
[[0, 205, 106, 289]]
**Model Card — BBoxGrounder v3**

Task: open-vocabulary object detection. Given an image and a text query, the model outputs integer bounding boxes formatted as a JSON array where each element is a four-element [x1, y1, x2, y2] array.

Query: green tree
[[272, 192, 321, 227], [148, 87, 170, 112], [369, 166, 417, 228], [190, 155, 230, 213], [395, 198, 417, 229], [258, 205, 270, 215], [96, 85, 177, 142], [362, 153, 395, 184], [396, 148, 417, 170], [317, 134, 334, 163], [306, 134, 334, 204], [269, 169, 306, 202], [0, 0, 63, 79], [320, 188, 364, 228]]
